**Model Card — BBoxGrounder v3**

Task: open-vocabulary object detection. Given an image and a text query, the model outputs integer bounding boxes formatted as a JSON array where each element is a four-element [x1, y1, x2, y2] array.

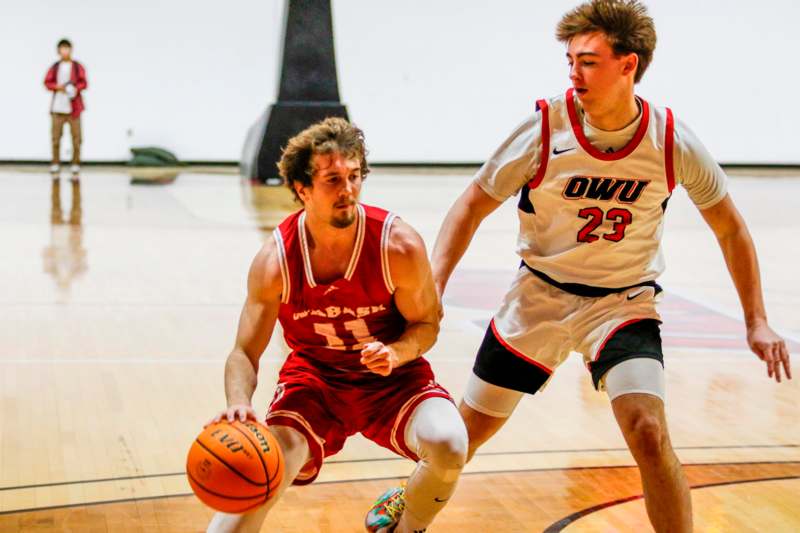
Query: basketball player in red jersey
[[207, 118, 467, 533], [431, 1, 791, 532]]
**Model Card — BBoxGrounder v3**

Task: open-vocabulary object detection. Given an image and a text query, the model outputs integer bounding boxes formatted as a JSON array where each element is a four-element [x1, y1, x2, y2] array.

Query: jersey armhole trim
[[297, 211, 317, 288], [273, 228, 291, 304], [528, 98, 550, 190], [344, 204, 366, 280], [665, 108, 676, 193], [381, 214, 397, 294]]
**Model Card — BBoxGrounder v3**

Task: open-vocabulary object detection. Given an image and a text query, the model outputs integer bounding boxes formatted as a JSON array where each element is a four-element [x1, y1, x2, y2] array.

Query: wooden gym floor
[[0, 166, 798, 532]]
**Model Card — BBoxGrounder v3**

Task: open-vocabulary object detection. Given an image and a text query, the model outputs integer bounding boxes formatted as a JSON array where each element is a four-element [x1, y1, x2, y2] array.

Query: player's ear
[[293, 180, 309, 203], [621, 52, 638, 77]]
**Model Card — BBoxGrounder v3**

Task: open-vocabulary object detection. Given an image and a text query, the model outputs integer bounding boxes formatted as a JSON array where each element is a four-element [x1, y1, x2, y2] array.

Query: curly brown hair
[[277, 117, 369, 203], [557, 0, 656, 84]]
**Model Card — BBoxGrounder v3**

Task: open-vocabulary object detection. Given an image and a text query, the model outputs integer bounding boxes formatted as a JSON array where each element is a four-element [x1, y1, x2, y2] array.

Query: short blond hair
[[277, 117, 369, 202], [557, 0, 656, 83]]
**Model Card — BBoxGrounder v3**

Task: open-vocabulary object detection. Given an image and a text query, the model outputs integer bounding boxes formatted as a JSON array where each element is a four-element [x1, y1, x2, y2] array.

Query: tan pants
[[51, 113, 82, 165]]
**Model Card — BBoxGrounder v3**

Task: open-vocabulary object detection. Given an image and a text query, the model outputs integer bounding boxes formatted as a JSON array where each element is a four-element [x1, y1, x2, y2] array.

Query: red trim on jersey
[[528, 99, 550, 189], [665, 108, 676, 193], [566, 88, 650, 161], [490, 319, 553, 374], [592, 318, 644, 362]]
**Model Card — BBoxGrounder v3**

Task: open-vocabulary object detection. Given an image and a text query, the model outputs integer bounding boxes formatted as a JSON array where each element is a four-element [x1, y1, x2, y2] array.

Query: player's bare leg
[[612, 393, 692, 533], [458, 401, 511, 462], [207, 425, 309, 533], [458, 375, 524, 461]]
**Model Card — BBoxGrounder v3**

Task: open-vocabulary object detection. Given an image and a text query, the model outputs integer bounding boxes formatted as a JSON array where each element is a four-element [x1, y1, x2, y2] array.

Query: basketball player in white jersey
[[431, 1, 792, 531]]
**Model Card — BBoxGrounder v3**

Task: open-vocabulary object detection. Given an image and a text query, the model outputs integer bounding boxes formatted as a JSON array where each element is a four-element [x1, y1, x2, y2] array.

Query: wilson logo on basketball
[[245, 423, 272, 454], [210, 428, 251, 457], [562, 176, 650, 203]]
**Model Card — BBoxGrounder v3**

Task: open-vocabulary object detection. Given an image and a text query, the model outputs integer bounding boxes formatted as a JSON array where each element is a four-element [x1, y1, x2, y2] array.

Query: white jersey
[[477, 89, 727, 289]]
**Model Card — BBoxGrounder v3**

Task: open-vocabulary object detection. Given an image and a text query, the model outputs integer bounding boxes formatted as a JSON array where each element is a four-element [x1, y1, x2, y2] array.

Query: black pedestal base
[[241, 102, 348, 184]]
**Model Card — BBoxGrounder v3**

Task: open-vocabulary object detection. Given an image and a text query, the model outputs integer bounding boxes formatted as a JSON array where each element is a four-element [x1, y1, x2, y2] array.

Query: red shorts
[[265, 353, 452, 485]]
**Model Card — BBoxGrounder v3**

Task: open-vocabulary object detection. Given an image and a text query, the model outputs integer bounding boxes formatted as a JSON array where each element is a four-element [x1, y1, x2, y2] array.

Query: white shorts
[[467, 265, 665, 406]]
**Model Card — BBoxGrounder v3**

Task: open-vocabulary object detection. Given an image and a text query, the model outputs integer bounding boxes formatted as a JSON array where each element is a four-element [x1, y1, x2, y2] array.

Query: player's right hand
[[205, 404, 259, 427], [747, 321, 792, 383]]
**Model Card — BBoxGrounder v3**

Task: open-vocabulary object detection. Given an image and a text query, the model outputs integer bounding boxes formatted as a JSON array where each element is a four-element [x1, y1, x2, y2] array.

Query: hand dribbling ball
[[186, 420, 284, 513]]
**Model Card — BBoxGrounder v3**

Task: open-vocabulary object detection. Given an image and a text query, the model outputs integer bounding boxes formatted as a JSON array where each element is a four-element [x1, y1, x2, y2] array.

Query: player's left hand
[[747, 321, 792, 383], [360, 341, 399, 376]]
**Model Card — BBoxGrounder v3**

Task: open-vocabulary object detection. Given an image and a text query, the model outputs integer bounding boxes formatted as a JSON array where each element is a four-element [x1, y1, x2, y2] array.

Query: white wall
[[2, 1, 798, 163], [2, 0, 283, 162]]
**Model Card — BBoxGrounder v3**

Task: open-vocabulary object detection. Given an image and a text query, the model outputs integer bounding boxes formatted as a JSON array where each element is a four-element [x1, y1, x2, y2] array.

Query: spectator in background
[[44, 38, 87, 181]]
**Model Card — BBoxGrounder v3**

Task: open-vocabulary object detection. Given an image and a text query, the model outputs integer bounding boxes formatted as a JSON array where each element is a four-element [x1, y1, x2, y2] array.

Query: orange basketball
[[186, 419, 284, 513]]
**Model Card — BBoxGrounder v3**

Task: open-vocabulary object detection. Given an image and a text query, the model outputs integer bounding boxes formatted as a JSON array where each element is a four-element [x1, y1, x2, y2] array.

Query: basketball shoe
[[364, 485, 405, 532]]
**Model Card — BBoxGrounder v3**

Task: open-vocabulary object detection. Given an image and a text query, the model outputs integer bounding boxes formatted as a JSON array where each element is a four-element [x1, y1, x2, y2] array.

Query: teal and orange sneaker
[[364, 485, 405, 532]]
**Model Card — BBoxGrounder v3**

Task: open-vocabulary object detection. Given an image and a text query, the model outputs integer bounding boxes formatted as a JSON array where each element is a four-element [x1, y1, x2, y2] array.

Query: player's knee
[[625, 412, 667, 460], [418, 429, 468, 473], [268, 425, 310, 480], [271, 424, 304, 450]]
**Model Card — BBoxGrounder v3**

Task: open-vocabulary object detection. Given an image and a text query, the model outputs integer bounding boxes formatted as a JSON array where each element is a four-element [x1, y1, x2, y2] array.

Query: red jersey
[[273, 204, 406, 373]]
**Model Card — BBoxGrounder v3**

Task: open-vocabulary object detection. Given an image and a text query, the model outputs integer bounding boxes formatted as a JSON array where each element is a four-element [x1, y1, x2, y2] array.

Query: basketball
[[186, 420, 284, 513]]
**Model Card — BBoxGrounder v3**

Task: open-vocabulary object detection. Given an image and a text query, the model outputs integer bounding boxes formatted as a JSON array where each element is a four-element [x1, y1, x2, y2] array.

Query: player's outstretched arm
[[208, 240, 284, 424], [360, 219, 440, 376], [431, 181, 501, 297], [700, 194, 792, 383]]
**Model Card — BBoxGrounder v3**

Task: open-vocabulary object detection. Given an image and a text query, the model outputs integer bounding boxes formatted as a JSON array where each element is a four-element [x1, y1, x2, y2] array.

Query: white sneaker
[[70, 164, 80, 180], [50, 164, 60, 178]]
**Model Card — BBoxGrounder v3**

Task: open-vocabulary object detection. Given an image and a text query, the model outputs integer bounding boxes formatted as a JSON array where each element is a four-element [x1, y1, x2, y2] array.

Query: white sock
[[397, 397, 467, 533]]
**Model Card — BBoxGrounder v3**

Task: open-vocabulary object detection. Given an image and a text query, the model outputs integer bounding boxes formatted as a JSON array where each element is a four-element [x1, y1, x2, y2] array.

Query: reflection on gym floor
[[43, 179, 87, 301]]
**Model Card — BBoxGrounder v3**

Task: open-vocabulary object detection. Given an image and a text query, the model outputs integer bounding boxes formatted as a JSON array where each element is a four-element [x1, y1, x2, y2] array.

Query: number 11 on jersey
[[313, 319, 377, 350]]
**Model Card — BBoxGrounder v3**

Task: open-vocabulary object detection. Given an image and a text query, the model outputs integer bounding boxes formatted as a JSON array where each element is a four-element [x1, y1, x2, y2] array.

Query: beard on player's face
[[330, 211, 356, 228], [329, 197, 357, 228]]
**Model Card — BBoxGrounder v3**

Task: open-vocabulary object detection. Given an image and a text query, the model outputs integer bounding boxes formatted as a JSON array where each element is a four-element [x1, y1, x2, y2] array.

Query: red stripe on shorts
[[592, 318, 644, 363], [490, 319, 553, 374]]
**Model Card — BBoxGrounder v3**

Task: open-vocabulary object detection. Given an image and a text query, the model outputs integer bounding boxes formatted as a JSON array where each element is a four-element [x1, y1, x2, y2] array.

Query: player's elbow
[[412, 316, 440, 349], [429, 316, 441, 338], [427, 315, 442, 346]]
